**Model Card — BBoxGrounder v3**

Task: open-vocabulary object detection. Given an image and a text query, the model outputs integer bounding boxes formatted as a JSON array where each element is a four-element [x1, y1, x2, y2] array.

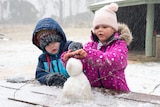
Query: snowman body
[[62, 58, 92, 102]]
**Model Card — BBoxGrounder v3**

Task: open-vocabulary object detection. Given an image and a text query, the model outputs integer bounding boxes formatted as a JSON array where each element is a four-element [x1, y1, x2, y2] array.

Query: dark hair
[[91, 31, 99, 42]]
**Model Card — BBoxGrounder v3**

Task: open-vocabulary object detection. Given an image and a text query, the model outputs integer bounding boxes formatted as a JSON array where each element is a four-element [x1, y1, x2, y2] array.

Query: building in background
[[89, 0, 160, 57]]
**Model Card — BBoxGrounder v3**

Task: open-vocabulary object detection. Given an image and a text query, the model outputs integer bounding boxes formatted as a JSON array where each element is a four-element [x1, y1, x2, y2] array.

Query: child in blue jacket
[[32, 18, 74, 87]]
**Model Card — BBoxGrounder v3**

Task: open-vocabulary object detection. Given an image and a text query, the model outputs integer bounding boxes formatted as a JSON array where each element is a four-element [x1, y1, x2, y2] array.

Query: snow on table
[[0, 80, 160, 107]]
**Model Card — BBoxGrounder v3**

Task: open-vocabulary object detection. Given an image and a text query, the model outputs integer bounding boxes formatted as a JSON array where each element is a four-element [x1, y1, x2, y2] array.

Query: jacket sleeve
[[60, 40, 73, 66], [83, 40, 128, 71], [60, 51, 68, 67], [35, 56, 49, 85]]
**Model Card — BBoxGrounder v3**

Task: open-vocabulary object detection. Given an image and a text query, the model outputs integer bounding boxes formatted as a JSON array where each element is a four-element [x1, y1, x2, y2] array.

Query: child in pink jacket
[[61, 3, 133, 93]]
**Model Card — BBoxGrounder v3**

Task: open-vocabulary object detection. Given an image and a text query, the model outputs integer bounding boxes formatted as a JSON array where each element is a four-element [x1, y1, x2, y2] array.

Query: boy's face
[[45, 42, 60, 54]]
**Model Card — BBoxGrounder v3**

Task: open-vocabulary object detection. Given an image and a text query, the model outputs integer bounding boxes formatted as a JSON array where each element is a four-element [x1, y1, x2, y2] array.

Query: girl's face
[[45, 42, 60, 54], [94, 24, 115, 44]]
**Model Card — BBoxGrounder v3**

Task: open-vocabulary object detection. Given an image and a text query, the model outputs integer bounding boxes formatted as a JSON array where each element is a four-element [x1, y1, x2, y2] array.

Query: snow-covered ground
[[0, 27, 160, 106]]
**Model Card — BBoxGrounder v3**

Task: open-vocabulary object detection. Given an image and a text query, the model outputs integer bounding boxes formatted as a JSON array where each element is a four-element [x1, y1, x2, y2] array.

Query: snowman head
[[66, 58, 82, 76]]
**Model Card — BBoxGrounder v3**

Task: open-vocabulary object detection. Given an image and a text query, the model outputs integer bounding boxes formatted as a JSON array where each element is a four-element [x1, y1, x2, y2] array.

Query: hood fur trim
[[118, 23, 133, 46]]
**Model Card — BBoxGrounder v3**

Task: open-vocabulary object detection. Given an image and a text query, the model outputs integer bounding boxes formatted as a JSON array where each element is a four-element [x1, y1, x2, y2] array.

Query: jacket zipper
[[56, 59, 60, 72], [97, 46, 106, 88], [49, 55, 60, 73], [55, 55, 60, 73], [51, 63, 56, 72], [98, 69, 104, 88]]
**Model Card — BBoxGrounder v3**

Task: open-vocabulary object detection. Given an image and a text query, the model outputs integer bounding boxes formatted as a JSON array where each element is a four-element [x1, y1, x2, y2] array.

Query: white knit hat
[[92, 3, 119, 31]]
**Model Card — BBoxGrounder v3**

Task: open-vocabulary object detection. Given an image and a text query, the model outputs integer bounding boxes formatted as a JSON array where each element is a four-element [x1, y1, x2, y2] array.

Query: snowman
[[62, 58, 93, 102]]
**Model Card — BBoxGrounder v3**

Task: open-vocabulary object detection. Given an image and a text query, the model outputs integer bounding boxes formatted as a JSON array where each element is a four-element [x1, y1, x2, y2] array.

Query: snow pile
[[6, 73, 31, 83]]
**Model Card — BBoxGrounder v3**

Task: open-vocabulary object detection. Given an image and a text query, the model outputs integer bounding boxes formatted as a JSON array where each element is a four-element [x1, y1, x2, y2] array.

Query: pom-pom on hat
[[92, 3, 119, 31]]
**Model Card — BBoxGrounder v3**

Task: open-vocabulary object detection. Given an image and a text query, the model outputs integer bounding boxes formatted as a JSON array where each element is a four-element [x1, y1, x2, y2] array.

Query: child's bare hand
[[63, 50, 73, 61], [72, 49, 87, 59], [63, 49, 87, 61]]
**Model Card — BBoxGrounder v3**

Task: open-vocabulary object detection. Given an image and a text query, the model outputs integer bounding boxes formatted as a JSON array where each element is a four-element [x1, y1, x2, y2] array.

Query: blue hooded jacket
[[32, 18, 72, 85]]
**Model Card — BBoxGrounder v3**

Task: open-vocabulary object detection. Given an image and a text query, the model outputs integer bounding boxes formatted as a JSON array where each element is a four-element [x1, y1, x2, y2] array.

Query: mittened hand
[[68, 42, 83, 52], [46, 73, 67, 87]]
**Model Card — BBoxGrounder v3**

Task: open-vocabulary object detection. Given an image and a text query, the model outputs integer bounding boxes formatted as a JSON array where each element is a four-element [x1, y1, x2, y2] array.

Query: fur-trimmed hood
[[91, 23, 133, 46], [118, 23, 133, 46]]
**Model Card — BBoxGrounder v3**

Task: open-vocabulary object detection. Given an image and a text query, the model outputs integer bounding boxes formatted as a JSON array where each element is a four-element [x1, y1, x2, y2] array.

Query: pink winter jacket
[[61, 23, 133, 93]]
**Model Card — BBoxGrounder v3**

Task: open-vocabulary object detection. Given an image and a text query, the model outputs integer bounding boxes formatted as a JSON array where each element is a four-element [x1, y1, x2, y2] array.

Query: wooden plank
[[0, 87, 36, 107], [8, 98, 42, 106], [1, 81, 160, 106], [8, 90, 57, 107], [117, 92, 160, 105], [93, 88, 160, 106]]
